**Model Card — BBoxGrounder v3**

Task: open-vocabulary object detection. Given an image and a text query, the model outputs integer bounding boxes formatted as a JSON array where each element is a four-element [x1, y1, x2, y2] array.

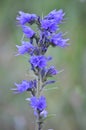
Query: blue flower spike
[[12, 9, 69, 130]]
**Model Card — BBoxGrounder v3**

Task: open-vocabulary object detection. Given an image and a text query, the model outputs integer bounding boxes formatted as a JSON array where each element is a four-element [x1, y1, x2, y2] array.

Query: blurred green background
[[0, 0, 86, 130]]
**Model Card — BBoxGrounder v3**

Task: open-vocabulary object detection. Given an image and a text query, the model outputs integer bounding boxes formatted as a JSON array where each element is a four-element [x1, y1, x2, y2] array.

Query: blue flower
[[28, 96, 47, 111], [16, 41, 34, 55], [30, 55, 49, 69], [16, 11, 37, 25], [14, 10, 69, 126], [50, 32, 69, 48], [37, 96, 47, 111], [12, 80, 36, 93], [22, 26, 35, 38], [45, 9, 65, 24], [41, 9, 65, 33], [46, 66, 58, 76], [41, 19, 58, 32], [41, 66, 58, 82]]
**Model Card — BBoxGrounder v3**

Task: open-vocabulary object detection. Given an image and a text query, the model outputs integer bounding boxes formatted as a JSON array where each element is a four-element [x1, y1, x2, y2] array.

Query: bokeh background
[[0, 0, 86, 130]]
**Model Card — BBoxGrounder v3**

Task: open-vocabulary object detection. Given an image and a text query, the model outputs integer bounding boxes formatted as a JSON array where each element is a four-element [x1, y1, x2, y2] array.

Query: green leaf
[[44, 87, 59, 91], [43, 114, 56, 121]]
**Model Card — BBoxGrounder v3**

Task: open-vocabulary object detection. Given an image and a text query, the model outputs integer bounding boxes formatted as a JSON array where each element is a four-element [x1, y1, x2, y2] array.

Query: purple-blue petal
[[51, 32, 69, 48], [16, 41, 34, 55], [22, 26, 35, 38], [14, 80, 30, 93], [45, 9, 65, 24], [29, 96, 47, 111], [47, 66, 58, 76], [30, 97, 38, 109], [41, 19, 58, 32], [12, 80, 37, 93], [16, 11, 37, 25], [30, 55, 49, 69]]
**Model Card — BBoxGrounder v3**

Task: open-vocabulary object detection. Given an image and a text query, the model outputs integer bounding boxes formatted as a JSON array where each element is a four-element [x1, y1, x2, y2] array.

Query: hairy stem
[[35, 70, 43, 130], [37, 111, 43, 130], [36, 70, 41, 97]]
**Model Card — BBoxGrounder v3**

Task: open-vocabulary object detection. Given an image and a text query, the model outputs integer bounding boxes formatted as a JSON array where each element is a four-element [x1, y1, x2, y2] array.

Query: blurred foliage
[[0, 0, 86, 130]]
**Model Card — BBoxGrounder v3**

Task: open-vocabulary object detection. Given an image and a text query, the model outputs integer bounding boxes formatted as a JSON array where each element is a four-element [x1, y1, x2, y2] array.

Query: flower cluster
[[12, 9, 69, 130]]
